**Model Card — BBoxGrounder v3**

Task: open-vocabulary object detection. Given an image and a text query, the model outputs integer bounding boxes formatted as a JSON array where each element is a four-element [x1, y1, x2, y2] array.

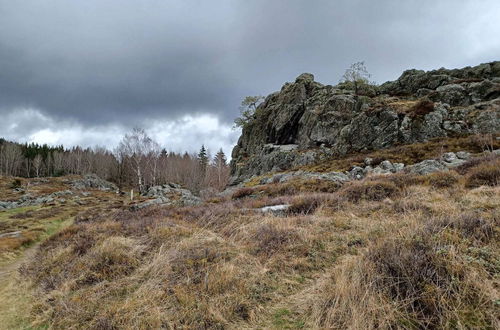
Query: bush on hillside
[[455, 154, 498, 175], [339, 180, 399, 202], [253, 224, 301, 256], [408, 99, 434, 118], [465, 159, 500, 188], [426, 171, 460, 188], [287, 195, 325, 215], [10, 178, 22, 189], [232, 187, 255, 199]]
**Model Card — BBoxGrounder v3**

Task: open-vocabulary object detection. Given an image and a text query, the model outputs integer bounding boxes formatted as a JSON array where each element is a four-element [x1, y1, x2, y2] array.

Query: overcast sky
[[1, 0, 499, 156]]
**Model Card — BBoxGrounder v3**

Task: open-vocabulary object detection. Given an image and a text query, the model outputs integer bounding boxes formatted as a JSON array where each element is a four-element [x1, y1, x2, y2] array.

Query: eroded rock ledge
[[230, 61, 500, 183]]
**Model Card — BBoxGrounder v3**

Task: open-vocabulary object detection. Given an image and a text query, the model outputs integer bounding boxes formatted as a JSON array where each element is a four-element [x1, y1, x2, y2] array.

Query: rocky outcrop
[[131, 183, 201, 210], [231, 62, 500, 183], [0, 190, 73, 210], [229, 150, 491, 193], [71, 174, 118, 191]]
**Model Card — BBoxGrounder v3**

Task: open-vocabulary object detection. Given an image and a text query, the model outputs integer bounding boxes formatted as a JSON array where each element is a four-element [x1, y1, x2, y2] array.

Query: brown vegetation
[[425, 171, 460, 188], [300, 134, 500, 173], [408, 99, 435, 117], [465, 158, 500, 188], [339, 180, 399, 202], [1, 156, 498, 329]]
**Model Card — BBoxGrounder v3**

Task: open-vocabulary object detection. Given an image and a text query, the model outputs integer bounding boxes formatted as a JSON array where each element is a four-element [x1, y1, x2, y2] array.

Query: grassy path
[[0, 243, 39, 329], [0, 216, 74, 329]]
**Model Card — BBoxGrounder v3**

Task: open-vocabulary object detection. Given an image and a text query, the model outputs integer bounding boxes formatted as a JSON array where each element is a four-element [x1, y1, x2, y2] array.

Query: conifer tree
[[197, 145, 208, 174]]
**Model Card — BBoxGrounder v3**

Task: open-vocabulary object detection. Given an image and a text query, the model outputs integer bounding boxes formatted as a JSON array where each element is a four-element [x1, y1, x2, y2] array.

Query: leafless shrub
[[408, 99, 434, 118], [425, 213, 498, 243], [392, 200, 433, 214], [472, 133, 495, 152], [455, 153, 498, 175], [340, 180, 399, 202], [232, 187, 255, 199], [426, 171, 460, 188], [465, 158, 500, 188], [287, 194, 326, 215], [367, 238, 458, 327], [253, 224, 300, 256]]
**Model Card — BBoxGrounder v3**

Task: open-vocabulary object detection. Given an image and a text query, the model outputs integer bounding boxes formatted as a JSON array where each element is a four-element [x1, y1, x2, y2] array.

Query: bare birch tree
[[116, 128, 160, 193]]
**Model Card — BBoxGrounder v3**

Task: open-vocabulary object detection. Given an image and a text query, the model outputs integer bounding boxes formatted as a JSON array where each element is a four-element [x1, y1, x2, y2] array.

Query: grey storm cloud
[[0, 0, 499, 143]]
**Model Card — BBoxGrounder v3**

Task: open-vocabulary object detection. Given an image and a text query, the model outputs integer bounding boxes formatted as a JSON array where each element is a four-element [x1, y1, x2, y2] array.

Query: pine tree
[[197, 145, 208, 173]]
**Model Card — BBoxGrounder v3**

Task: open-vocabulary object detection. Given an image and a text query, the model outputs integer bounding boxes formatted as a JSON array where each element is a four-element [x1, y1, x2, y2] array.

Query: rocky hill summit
[[230, 61, 500, 183]]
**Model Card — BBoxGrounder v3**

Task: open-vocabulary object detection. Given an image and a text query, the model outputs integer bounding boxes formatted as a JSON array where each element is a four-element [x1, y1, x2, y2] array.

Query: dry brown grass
[[465, 158, 500, 188], [232, 187, 255, 199], [339, 180, 399, 202], [286, 194, 326, 215], [425, 171, 461, 188], [7, 167, 500, 329], [306, 211, 499, 329], [407, 99, 435, 117]]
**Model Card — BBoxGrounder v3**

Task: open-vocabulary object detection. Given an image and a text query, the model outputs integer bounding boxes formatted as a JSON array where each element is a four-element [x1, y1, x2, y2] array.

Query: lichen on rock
[[230, 61, 500, 183]]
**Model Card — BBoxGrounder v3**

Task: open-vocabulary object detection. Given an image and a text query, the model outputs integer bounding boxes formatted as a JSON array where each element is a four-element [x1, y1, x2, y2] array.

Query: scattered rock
[[349, 166, 365, 180], [0, 231, 22, 238], [257, 204, 291, 215], [456, 151, 471, 160], [407, 160, 448, 175]]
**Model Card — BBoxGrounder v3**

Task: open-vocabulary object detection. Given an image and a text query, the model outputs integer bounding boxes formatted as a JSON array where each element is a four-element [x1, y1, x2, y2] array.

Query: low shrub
[[253, 224, 300, 256], [368, 172, 423, 189], [232, 187, 255, 199], [365, 237, 490, 328], [465, 158, 500, 188], [287, 195, 325, 215], [339, 180, 399, 202], [426, 213, 498, 243], [84, 236, 141, 283], [426, 171, 460, 188], [455, 154, 498, 175], [408, 99, 434, 117], [10, 179, 22, 189], [392, 200, 433, 214]]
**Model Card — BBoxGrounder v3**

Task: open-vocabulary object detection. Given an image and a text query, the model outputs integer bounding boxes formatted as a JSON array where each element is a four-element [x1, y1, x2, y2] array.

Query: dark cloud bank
[[0, 0, 499, 153]]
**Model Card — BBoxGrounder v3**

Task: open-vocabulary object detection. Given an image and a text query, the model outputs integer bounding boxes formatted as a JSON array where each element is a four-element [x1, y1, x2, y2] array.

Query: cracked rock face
[[230, 62, 500, 183]]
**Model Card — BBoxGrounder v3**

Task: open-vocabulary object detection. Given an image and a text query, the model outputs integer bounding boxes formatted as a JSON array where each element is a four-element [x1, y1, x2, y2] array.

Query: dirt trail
[[0, 245, 37, 282], [0, 244, 40, 329]]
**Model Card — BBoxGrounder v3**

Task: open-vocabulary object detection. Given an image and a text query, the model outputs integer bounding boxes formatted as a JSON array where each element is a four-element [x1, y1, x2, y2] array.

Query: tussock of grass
[[339, 180, 399, 202], [287, 194, 328, 215], [425, 171, 460, 188], [465, 158, 500, 188], [232, 187, 255, 199]]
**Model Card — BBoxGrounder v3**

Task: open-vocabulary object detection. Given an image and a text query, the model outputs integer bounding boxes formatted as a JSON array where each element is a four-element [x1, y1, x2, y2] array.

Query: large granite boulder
[[72, 174, 118, 191], [132, 183, 201, 210], [230, 61, 500, 183]]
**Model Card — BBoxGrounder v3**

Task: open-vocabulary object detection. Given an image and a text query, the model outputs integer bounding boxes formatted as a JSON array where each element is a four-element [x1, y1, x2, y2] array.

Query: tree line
[[0, 129, 230, 194]]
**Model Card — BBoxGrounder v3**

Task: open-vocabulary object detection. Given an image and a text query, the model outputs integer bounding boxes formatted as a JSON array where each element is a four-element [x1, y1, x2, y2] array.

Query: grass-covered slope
[[14, 154, 500, 329]]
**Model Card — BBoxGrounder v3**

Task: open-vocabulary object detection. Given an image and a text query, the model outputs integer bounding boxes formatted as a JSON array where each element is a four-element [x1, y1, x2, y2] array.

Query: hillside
[[0, 61, 499, 329]]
